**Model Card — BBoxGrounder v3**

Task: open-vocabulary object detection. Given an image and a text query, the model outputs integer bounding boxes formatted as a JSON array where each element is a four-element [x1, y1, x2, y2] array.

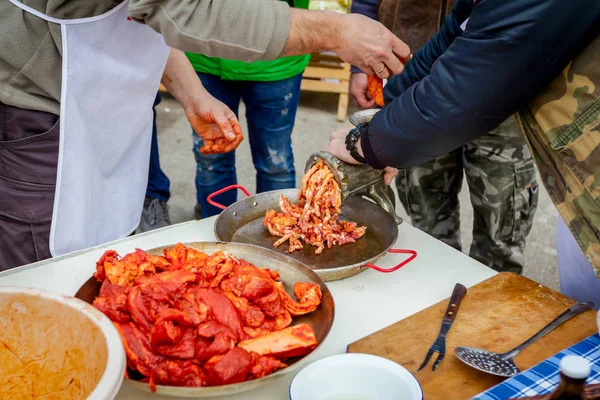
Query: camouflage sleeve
[[384, 0, 473, 100], [362, 0, 596, 170]]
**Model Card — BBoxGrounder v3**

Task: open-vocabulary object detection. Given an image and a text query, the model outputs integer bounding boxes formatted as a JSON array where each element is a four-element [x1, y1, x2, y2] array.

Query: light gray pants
[[556, 216, 600, 310]]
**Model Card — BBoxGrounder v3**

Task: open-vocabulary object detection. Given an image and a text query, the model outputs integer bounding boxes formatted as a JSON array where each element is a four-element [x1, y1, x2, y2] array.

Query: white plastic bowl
[[0, 286, 126, 400], [289, 353, 423, 400]]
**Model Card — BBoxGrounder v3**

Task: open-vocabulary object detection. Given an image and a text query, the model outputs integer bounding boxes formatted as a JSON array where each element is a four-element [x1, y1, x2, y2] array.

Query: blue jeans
[[193, 73, 301, 217], [146, 92, 171, 202], [556, 216, 600, 310]]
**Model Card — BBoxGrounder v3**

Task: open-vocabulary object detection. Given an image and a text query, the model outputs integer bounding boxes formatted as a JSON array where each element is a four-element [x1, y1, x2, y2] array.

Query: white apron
[[9, 0, 170, 256]]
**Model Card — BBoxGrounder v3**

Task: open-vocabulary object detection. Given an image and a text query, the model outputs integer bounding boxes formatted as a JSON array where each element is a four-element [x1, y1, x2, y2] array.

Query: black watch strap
[[345, 123, 367, 164]]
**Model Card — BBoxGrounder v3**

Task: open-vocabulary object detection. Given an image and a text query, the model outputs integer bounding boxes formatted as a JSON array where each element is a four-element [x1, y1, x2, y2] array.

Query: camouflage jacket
[[517, 33, 600, 277]]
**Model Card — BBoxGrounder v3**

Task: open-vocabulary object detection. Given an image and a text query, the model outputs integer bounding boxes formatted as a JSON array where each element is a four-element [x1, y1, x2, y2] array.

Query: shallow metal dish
[[75, 242, 335, 398], [213, 189, 404, 282]]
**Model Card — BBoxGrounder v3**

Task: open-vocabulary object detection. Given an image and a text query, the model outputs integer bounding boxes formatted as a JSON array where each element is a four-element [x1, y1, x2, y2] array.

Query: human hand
[[382, 167, 399, 185], [350, 73, 375, 109], [185, 93, 243, 154], [322, 126, 397, 185], [323, 126, 359, 165], [334, 14, 410, 80]]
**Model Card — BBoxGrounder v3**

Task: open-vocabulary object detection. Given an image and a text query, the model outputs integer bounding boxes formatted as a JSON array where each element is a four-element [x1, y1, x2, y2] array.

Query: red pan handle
[[206, 184, 251, 210], [366, 249, 417, 273]]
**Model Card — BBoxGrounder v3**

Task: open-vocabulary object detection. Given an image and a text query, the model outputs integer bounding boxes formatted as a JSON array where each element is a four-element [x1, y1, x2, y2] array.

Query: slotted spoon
[[454, 301, 594, 377]]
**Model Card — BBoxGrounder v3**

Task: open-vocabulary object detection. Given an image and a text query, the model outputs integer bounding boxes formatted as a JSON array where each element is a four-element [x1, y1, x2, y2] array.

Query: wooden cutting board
[[347, 273, 598, 400]]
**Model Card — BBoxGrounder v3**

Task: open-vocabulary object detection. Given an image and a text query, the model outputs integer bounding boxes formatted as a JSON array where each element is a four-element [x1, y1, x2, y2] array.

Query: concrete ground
[[154, 92, 560, 290]]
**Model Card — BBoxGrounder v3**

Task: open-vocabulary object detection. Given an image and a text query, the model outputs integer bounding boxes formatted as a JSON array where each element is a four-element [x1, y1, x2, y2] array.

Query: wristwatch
[[345, 122, 367, 164]]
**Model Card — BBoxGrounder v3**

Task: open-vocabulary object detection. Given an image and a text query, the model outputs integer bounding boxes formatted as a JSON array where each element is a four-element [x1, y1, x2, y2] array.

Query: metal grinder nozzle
[[305, 151, 400, 223], [306, 108, 400, 223]]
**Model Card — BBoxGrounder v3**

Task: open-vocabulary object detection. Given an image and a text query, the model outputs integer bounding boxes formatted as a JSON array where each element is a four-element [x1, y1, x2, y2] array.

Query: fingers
[[358, 64, 375, 76], [329, 127, 351, 141], [383, 167, 399, 185], [323, 137, 361, 165], [391, 36, 411, 64], [199, 138, 214, 154], [382, 52, 403, 77], [200, 132, 244, 154], [222, 132, 244, 153], [230, 117, 243, 136], [212, 111, 237, 141], [355, 94, 375, 109], [350, 73, 375, 109], [379, 34, 409, 77], [374, 64, 391, 80]]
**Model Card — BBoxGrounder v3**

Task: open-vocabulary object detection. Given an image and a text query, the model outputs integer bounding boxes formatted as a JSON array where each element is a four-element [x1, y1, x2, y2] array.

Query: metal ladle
[[454, 301, 594, 377]]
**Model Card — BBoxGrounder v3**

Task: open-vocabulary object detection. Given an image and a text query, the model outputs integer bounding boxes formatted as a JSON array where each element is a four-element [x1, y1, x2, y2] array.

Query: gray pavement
[[154, 92, 560, 290]]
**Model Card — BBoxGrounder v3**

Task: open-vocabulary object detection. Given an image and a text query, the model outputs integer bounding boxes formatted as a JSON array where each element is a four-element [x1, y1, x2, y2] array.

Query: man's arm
[[129, 0, 410, 79], [160, 49, 207, 122], [129, 0, 290, 62], [361, 0, 600, 170]]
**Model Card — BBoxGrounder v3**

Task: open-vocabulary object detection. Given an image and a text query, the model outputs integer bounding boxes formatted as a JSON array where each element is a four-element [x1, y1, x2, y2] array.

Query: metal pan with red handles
[[209, 185, 417, 282]]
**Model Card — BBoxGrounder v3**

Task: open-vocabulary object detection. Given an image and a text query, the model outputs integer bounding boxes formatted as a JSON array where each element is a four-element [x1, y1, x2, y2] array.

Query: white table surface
[[0, 217, 496, 399]]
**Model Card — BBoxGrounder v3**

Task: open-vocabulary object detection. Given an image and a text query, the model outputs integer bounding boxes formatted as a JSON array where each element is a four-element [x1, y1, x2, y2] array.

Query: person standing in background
[[138, 0, 311, 231], [323, 0, 600, 306], [348, 0, 540, 274]]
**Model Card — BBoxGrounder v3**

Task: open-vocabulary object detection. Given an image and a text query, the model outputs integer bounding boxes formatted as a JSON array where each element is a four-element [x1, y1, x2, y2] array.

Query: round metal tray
[[214, 189, 401, 281], [75, 242, 334, 398]]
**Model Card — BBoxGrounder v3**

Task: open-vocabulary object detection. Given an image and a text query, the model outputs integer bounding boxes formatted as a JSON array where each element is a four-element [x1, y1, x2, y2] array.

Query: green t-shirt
[[186, 0, 310, 82]]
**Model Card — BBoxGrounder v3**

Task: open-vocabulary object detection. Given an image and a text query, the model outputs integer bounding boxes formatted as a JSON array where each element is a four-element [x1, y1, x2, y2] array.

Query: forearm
[[161, 49, 207, 113], [281, 8, 343, 56]]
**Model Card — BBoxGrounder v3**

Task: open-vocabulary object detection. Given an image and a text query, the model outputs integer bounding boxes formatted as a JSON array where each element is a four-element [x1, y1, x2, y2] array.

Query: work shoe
[[137, 197, 171, 233], [194, 204, 203, 220]]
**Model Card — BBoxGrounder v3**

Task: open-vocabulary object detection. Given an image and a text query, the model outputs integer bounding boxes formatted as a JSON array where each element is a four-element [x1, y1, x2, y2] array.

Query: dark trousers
[[145, 93, 171, 202], [0, 102, 59, 271]]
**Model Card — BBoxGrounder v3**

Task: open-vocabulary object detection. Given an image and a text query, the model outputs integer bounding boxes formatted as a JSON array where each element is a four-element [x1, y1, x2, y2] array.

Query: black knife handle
[[438, 283, 467, 338]]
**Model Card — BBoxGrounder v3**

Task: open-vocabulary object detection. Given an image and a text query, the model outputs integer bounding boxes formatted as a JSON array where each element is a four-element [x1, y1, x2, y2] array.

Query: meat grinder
[[305, 109, 401, 224]]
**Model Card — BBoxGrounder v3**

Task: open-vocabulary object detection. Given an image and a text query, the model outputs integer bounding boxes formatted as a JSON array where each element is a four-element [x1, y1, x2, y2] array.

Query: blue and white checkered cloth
[[473, 334, 600, 399]]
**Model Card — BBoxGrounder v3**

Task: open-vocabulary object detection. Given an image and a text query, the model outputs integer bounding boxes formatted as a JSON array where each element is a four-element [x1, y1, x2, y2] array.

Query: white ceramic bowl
[[0, 286, 126, 400], [289, 353, 423, 400]]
